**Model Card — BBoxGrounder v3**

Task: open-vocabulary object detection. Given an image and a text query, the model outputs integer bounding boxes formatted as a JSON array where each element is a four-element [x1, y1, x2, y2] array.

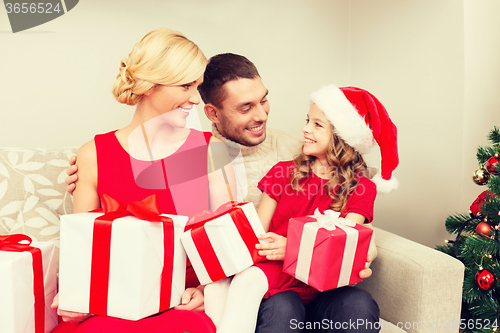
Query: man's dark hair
[[198, 53, 260, 108]]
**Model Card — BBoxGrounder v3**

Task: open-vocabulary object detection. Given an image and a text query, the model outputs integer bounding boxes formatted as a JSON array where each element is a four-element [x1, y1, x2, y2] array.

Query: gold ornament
[[472, 167, 490, 185]]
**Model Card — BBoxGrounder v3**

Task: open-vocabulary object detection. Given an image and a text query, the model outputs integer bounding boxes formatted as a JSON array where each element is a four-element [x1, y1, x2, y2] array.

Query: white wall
[[349, 0, 466, 247], [462, 0, 500, 209], [0, 0, 349, 148], [1, 0, 499, 247], [347, 0, 500, 247]]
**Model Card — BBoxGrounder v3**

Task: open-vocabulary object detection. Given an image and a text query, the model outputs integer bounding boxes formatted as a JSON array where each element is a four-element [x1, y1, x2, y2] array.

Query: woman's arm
[[73, 140, 100, 213], [207, 137, 237, 210], [54, 140, 100, 322]]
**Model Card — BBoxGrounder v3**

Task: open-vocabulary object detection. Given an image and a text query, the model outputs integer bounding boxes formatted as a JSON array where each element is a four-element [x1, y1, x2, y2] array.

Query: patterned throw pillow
[[0, 148, 78, 269]]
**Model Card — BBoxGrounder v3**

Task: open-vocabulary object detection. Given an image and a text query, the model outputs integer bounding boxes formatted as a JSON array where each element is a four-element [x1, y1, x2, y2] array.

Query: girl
[[206, 84, 398, 333], [52, 28, 236, 333]]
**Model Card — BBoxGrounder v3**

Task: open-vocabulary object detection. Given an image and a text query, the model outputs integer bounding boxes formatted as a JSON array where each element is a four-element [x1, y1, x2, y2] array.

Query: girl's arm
[[344, 212, 365, 225], [345, 212, 374, 280], [256, 192, 277, 232], [207, 137, 237, 210], [255, 193, 287, 260], [73, 140, 100, 213]]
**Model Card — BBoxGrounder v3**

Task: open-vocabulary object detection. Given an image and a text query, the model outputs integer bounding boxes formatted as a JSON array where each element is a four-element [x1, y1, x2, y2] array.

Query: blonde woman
[[51, 28, 235, 333]]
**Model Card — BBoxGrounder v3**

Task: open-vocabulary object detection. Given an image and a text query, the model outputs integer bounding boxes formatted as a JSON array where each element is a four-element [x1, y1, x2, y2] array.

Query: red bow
[[89, 194, 175, 315], [186, 201, 239, 231], [0, 235, 44, 333]]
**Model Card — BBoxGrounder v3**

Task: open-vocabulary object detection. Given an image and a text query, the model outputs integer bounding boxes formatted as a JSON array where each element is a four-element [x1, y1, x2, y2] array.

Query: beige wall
[[1, 0, 499, 247], [348, 0, 500, 247]]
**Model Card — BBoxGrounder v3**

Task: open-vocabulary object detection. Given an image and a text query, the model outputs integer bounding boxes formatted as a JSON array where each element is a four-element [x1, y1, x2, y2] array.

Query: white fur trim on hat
[[310, 85, 374, 154], [372, 172, 399, 194]]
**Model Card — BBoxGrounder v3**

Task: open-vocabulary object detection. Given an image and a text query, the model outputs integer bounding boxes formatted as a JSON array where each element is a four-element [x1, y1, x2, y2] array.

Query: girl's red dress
[[255, 160, 376, 304], [53, 129, 216, 333]]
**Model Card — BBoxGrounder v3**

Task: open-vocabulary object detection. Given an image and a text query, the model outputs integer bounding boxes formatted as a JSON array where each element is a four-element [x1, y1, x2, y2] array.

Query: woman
[[52, 28, 235, 333]]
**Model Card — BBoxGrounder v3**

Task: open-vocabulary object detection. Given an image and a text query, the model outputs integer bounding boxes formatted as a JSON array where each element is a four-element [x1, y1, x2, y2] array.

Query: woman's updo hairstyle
[[112, 28, 207, 106]]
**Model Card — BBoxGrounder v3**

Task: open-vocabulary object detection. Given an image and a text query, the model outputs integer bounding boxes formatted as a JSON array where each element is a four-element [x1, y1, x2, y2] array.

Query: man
[[66, 53, 379, 332]]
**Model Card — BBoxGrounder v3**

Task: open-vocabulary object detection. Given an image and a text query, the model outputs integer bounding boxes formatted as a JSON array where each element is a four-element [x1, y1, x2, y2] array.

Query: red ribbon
[[0, 234, 44, 333], [89, 194, 175, 315], [188, 202, 264, 282], [185, 201, 239, 231]]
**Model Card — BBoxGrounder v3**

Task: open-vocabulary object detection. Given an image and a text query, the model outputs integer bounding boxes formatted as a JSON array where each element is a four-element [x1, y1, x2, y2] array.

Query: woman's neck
[[117, 103, 190, 160]]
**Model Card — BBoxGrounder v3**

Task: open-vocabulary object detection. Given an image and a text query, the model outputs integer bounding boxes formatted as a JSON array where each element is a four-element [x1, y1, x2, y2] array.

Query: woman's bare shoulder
[[77, 139, 97, 163]]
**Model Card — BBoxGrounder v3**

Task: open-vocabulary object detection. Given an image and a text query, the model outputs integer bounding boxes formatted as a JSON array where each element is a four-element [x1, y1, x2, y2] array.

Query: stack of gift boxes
[[1, 196, 372, 331]]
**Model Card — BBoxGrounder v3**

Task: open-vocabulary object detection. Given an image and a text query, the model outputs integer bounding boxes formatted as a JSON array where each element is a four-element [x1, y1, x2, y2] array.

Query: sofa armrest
[[357, 227, 464, 333]]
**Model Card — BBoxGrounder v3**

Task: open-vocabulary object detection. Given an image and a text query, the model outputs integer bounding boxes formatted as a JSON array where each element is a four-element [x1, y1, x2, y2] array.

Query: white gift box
[[181, 202, 267, 285], [58, 212, 187, 321], [0, 240, 58, 333]]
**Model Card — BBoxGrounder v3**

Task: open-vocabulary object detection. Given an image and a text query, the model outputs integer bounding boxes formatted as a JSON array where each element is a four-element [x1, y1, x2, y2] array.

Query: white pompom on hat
[[310, 84, 399, 194]]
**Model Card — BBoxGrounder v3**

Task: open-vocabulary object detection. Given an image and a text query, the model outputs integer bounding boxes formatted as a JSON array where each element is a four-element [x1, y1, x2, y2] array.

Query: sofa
[[0, 147, 465, 333]]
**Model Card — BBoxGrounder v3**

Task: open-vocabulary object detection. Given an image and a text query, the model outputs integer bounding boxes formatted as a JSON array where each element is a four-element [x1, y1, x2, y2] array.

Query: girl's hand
[[350, 254, 373, 286], [256, 232, 287, 260], [359, 254, 373, 279], [173, 287, 205, 312], [51, 293, 93, 323]]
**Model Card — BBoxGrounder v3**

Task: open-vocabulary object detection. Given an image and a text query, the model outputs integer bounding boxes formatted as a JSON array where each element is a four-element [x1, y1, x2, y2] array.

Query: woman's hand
[[51, 293, 93, 323], [256, 232, 287, 260], [173, 287, 205, 312]]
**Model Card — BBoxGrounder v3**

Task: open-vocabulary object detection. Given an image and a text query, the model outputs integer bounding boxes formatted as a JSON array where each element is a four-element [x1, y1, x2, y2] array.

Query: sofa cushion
[[0, 148, 78, 267]]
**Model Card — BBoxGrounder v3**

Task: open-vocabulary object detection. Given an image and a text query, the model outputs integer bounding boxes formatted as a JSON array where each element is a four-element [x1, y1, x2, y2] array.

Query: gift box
[[181, 202, 267, 285], [0, 235, 58, 333], [58, 195, 187, 321], [283, 209, 373, 291]]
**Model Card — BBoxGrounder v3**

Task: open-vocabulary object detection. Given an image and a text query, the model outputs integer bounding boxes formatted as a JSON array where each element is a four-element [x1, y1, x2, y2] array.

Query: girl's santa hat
[[310, 84, 399, 194]]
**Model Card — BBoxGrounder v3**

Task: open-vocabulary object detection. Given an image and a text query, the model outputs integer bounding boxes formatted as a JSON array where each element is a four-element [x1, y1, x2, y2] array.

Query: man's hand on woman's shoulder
[[66, 155, 78, 195]]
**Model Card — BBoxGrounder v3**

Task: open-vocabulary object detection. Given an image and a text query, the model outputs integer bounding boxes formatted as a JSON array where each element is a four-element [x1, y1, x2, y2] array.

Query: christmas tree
[[437, 127, 500, 332]]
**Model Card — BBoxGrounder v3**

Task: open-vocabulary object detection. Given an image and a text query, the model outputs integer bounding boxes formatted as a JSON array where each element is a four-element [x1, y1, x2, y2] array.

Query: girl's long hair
[[291, 129, 368, 212]]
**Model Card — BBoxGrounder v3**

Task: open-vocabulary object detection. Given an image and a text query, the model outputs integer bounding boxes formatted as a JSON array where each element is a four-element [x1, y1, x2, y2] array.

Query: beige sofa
[[0, 147, 464, 333]]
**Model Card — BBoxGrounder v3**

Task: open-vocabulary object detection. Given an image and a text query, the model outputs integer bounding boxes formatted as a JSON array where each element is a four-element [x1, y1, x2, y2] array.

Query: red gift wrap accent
[[191, 226, 227, 282], [0, 234, 45, 333], [88, 194, 175, 316], [186, 201, 264, 281], [283, 217, 373, 291]]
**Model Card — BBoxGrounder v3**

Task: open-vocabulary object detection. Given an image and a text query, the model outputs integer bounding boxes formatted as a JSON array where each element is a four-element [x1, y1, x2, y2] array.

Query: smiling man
[[207, 76, 269, 146], [199, 53, 303, 209]]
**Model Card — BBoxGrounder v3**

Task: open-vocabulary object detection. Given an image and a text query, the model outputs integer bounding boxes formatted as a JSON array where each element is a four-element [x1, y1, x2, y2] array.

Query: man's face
[[216, 77, 270, 147]]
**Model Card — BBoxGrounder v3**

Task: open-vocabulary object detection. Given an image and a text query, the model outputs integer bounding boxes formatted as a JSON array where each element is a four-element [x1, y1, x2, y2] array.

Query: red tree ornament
[[486, 156, 499, 176], [476, 221, 493, 238], [470, 191, 490, 217], [475, 269, 497, 291]]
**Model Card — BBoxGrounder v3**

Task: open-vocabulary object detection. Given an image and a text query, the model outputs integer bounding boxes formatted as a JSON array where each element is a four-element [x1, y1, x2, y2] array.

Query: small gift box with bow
[[181, 202, 267, 285], [283, 209, 373, 291], [58, 194, 188, 321], [0, 235, 58, 333]]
